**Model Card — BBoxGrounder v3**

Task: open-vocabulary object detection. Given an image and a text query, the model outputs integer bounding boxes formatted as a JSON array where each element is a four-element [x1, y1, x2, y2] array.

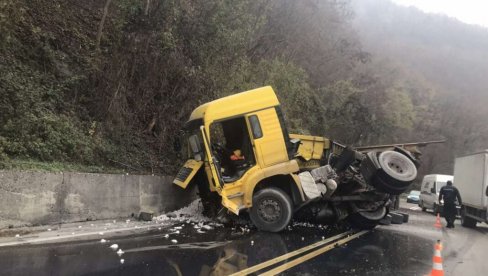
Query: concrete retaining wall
[[0, 170, 196, 228]]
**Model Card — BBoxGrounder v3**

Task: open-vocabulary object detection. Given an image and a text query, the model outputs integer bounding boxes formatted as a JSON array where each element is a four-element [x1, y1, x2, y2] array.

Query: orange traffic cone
[[434, 213, 442, 229], [428, 240, 444, 276]]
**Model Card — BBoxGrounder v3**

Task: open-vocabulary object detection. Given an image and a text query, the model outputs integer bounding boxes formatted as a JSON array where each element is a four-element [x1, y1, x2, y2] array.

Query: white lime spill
[[291, 221, 327, 229], [202, 225, 214, 230], [154, 199, 213, 223]]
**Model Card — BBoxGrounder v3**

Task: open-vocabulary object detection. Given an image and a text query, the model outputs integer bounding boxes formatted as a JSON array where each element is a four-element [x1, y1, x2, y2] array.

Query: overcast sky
[[392, 0, 488, 28]]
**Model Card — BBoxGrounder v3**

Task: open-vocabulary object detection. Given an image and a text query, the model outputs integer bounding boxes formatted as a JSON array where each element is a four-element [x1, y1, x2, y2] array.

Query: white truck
[[454, 150, 488, 227]]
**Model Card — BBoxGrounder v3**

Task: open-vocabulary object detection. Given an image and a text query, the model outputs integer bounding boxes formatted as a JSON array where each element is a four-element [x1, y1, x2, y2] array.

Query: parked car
[[419, 174, 453, 213], [406, 190, 420, 203]]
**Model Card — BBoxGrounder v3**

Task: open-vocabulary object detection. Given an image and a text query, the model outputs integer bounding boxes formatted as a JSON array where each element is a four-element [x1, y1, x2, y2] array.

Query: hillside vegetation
[[1, 0, 487, 176]]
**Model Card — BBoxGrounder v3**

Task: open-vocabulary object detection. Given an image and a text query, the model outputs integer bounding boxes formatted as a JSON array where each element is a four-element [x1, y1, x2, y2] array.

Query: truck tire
[[396, 211, 409, 223], [363, 151, 417, 195], [378, 151, 417, 182], [348, 213, 380, 229], [250, 187, 293, 232], [374, 174, 409, 195], [389, 212, 404, 224], [461, 208, 477, 228], [348, 206, 386, 230], [379, 214, 392, 225]]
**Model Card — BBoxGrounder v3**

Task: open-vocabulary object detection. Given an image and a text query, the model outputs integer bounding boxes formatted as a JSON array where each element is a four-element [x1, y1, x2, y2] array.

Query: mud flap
[[173, 159, 203, 188]]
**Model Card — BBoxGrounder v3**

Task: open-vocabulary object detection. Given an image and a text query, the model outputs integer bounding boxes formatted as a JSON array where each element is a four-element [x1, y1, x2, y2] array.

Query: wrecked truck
[[173, 86, 440, 232]]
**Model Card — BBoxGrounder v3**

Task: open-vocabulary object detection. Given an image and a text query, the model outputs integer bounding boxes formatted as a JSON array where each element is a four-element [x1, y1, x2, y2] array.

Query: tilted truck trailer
[[454, 150, 488, 227], [172, 86, 443, 232]]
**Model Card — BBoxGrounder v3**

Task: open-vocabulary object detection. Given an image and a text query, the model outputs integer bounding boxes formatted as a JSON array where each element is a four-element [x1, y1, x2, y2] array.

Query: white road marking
[[0, 225, 159, 247]]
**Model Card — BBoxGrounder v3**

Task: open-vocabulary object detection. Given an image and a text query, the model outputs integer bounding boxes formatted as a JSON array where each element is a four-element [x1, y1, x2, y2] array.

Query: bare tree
[[96, 0, 112, 50]]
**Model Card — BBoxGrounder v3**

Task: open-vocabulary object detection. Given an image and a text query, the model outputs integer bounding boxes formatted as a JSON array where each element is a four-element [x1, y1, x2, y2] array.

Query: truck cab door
[[246, 109, 289, 168], [200, 126, 224, 192], [201, 126, 245, 215]]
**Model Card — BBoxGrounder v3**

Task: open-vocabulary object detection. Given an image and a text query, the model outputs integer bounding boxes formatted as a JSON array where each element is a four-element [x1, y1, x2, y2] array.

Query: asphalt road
[[0, 199, 486, 276]]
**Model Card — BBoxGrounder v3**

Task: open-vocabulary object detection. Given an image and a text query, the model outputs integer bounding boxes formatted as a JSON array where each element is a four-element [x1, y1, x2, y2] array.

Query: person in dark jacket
[[439, 180, 462, 228]]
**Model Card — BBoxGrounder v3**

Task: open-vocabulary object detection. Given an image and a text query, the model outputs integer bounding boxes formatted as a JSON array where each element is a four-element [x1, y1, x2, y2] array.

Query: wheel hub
[[388, 162, 404, 173], [258, 199, 281, 222]]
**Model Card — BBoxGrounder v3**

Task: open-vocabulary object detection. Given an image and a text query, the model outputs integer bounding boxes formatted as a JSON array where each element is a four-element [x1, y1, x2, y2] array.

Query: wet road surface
[[0, 201, 486, 276]]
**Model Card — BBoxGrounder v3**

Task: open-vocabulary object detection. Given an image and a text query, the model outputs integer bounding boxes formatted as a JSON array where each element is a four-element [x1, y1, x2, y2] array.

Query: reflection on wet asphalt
[[0, 221, 433, 276], [281, 229, 433, 276]]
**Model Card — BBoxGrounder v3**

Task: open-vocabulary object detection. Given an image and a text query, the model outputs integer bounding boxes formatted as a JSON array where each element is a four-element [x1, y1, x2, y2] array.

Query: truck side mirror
[[430, 187, 436, 193]]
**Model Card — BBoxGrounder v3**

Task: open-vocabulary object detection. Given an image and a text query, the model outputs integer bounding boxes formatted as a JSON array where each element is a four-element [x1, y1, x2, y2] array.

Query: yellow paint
[[200, 126, 222, 192], [241, 161, 301, 207], [290, 134, 330, 161], [175, 86, 306, 214], [251, 109, 289, 167], [228, 231, 352, 276], [189, 86, 280, 135], [258, 230, 369, 276]]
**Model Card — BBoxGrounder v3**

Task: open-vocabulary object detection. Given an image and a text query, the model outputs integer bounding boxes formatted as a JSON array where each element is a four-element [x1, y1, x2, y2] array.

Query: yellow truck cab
[[174, 86, 430, 232]]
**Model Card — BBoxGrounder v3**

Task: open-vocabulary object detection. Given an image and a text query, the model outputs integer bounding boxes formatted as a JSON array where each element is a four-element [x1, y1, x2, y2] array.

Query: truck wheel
[[398, 212, 409, 223], [348, 213, 381, 230], [373, 174, 408, 195], [348, 207, 387, 230], [379, 214, 392, 225], [461, 209, 477, 228], [250, 187, 293, 232], [378, 151, 417, 182], [389, 212, 404, 224]]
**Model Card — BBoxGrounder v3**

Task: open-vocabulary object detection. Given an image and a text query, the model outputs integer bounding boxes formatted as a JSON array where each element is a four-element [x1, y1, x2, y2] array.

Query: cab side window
[[248, 115, 263, 139]]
